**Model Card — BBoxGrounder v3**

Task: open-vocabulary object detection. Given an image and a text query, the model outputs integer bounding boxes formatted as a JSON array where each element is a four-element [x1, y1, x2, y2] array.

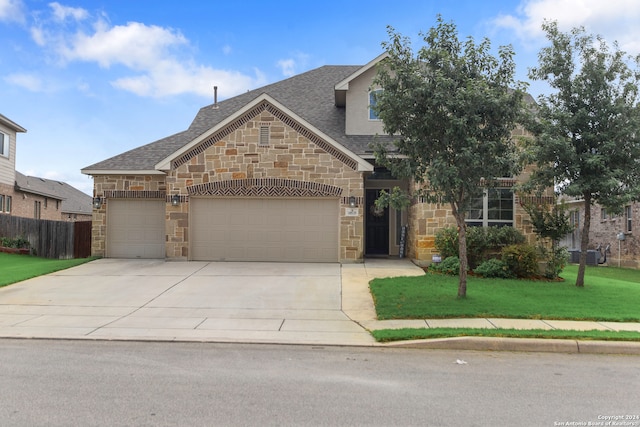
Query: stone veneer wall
[[407, 193, 537, 263], [91, 106, 365, 261], [90, 175, 166, 257]]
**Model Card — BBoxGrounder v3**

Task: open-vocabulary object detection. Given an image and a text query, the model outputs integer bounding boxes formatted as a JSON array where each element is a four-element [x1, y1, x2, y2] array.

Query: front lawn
[[370, 264, 640, 322], [0, 253, 97, 287]]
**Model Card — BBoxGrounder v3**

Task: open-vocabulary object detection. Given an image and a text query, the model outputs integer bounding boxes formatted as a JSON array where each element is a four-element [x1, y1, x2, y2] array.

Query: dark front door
[[365, 189, 389, 255]]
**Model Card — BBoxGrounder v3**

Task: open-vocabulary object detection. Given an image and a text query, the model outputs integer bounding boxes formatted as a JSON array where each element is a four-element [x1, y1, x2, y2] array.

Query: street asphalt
[[0, 257, 639, 354]]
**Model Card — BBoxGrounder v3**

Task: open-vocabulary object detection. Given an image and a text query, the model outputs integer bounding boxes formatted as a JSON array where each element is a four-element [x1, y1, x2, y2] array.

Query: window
[[601, 208, 608, 220], [0, 132, 8, 158], [0, 195, 3, 212], [44, 198, 48, 209], [34, 201, 41, 219], [369, 89, 382, 120], [625, 205, 632, 232], [465, 188, 514, 227]]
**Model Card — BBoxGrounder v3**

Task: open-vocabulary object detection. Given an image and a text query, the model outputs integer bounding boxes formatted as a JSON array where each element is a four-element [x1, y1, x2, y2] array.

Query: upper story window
[[465, 188, 514, 228], [369, 89, 382, 121], [0, 132, 8, 158], [625, 205, 633, 233]]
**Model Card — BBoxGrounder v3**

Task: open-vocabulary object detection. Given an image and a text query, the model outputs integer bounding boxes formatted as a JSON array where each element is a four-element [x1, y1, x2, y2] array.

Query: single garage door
[[107, 199, 165, 258], [191, 198, 339, 262]]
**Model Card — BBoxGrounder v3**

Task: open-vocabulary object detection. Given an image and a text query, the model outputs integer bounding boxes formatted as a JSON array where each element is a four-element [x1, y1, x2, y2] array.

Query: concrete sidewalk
[[0, 258, 639, 354]]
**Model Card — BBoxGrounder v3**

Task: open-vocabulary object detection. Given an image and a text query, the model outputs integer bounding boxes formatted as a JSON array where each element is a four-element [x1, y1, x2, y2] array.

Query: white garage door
[[191, 198, 339, 262], [107, 199, 165, 258]]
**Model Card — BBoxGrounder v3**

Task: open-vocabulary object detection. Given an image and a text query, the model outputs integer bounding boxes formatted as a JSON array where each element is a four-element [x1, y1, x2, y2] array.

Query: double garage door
[[106, 198, 339, 262], [191, 198, 339, 262]]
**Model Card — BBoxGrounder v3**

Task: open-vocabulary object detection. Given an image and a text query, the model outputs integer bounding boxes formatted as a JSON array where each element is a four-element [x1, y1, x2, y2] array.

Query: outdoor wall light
[[92, 196, 102, 209], [171, 194, 181, 206], [349, 196, 357, 208]]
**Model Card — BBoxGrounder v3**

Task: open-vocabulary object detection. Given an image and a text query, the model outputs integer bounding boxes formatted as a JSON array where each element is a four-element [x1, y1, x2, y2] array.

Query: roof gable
[[157, 93, 372, 172]]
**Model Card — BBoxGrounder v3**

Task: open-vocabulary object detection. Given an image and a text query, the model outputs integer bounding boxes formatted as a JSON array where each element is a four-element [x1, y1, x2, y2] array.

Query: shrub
[[431, 256, 460, 275], [0, 236, 30, 249], [434, 226, 458, 259], [473, 258, 514, 279], [501, 244, 539, 278], [435, 226, 527, 268]]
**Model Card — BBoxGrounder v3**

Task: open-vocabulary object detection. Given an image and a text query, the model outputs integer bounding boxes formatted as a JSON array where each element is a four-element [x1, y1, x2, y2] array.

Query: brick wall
[[0, 182, 62, 221], [578, 203, 639, 269]]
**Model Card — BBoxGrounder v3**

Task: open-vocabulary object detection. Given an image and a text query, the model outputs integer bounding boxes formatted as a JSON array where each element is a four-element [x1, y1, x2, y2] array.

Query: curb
[[381, 336, 640, 355]]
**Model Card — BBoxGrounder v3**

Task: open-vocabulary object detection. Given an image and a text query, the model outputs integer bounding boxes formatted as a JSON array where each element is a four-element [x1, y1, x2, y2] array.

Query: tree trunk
[[453, 210, 468, 298], [576, 194, 591, 288]]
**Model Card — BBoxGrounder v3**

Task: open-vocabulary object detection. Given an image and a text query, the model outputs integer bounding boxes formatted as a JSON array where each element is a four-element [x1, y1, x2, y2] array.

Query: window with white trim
[[465, 188, 514, 227], [369, 89, 382, 120], [625, 205, 632, 232], [0, 132, 8, 158]]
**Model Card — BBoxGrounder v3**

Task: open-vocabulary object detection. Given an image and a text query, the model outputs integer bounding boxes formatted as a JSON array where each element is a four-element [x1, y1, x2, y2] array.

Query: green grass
[[0, 252, 97, 287], [370, 264, 640, 322], [371, 327, 640, 342]]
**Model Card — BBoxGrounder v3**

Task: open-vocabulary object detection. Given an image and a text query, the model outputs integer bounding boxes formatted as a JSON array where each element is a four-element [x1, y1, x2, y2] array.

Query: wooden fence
[[0, 215, 91, 259]]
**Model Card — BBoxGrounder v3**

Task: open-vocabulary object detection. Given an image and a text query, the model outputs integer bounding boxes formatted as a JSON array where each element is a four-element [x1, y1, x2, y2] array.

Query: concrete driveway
[[0, 258, 411, 345]]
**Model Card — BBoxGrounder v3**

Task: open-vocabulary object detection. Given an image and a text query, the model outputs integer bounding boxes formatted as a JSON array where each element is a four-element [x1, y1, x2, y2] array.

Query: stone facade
[[91, 104, 365, 261]]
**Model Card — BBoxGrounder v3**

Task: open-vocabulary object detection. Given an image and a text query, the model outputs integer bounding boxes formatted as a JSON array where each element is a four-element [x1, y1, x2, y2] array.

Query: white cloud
[[276, 52, 311, 77], [277, 59, 296, 77], [0, 0, 24, 22], [26, 4, 267, 98], [494, 0, 640, 54], [4, 73, 43, 91], [49, 2, 88, 22]]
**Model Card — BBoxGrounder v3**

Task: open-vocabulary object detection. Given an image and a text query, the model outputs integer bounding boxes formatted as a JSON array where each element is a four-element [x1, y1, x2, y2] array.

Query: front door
[[365, 189, 389, 255]]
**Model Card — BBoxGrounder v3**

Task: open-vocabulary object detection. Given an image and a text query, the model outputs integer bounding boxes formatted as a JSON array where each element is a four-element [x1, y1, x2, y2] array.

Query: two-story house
[[82, 54, 536, 262], [0, 114, 92, 222]]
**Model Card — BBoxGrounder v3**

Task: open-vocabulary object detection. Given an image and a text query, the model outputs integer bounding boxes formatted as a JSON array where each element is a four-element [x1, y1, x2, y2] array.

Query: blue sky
[[2, 0, 639, 195]]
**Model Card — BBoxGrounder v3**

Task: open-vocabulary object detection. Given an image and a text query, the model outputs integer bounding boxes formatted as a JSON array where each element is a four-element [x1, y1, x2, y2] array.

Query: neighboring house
[[0, 114, 92, 222], [560, 198, 638, 269], [82, 54, 537, 262]]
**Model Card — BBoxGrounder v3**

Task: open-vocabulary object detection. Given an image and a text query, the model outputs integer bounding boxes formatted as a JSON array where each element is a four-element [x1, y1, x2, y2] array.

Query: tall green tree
[[526, 21, 640, 287], [372, 17, 527, 297]]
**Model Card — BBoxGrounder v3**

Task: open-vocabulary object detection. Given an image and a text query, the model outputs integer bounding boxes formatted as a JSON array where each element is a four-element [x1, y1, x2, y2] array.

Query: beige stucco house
[[82, 54, 535, 263], [0, 114, 92, 222]]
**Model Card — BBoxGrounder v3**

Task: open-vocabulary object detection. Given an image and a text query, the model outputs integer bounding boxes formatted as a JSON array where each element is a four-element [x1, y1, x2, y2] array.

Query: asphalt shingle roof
[[15, 171, 92, 215], [83, 65, 394, 172]]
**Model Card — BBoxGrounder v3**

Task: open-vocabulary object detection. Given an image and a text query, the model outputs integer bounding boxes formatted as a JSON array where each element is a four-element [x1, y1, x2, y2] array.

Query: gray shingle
[[15, 171, 92, 215], [82, 65, 390, 172]]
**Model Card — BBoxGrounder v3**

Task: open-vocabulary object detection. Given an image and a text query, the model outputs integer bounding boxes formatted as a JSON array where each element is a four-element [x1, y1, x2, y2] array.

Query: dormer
[[334, 53, 388, 136]]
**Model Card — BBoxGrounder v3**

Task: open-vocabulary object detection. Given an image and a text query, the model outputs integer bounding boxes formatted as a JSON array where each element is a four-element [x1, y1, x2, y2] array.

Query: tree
[[521, 199, 573, 279], [525, 21, 640, 287], [372, 16, 527, 297]]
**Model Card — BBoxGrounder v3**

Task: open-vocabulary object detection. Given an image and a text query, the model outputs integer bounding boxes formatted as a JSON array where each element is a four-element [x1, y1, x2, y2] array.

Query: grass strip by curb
[[371, 327, 640, 343]]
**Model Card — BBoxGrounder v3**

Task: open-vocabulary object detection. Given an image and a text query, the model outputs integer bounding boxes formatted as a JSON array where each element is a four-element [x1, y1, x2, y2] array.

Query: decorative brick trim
[[104, 190, 166, 199], [188, 179, 343, 198], [172, 101, 358, 171]]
